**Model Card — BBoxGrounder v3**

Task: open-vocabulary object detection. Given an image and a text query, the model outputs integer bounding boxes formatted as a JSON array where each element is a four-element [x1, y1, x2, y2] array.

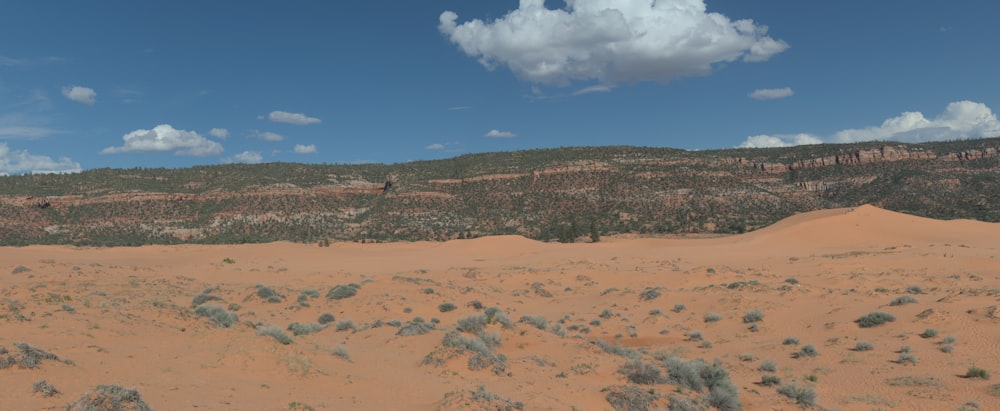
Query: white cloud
[[425, 143, 445, 150], [485, 129, 516, 138], [0, 142, 81, 175], [268, 110, 321, 125], [209, 128, 229, 139], [101, 124, 224, 156], [738, 100, 1000, 148], [439, 0, 788, 86], [251, 130, 284, 141], [573, 85, 613, 96], [293, 144, 317, 154], [62, 86, 97, 105], [738, 134, 822, 148], [0, 126, 63, 139], [222, 151, 263, 164], [749, 87, 793, 100]]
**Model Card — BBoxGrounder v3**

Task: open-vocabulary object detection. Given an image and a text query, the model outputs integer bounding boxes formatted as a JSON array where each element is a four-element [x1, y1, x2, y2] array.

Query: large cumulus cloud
[[0, 143, 81, 175], [739, 100, 1000, 148], [439, 0, 788, 85], [101, 124, 224, 156]]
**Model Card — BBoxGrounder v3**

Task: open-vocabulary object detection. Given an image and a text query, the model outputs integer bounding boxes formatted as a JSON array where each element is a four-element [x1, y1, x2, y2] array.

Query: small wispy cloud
[[250, 130, 284, 142], [485, 129, 515, 138], [222, 151, 263, 164], [62, 85, 97, 105], [749, 87, 794, 100], [573, 85, 613, 96], [425, 143, 445, 150], [293, 144, 317, 154], [268, 110, 321, 125], [209, 128, 229, 139]]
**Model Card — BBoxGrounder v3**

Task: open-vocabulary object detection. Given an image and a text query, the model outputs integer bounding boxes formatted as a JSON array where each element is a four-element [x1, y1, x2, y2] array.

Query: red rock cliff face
[[736, 144, 997, 173]]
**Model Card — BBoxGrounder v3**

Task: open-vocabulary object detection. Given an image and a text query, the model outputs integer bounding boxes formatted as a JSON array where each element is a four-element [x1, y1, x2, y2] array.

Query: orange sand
[[1, 205, 998, 410]]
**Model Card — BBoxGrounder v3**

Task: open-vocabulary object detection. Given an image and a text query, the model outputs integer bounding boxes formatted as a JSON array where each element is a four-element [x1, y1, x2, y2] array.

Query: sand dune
[[1, 205, 997, 410]]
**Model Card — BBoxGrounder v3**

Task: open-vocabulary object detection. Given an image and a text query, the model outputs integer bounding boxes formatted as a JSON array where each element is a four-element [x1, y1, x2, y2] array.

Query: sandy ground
[[1, 204, 998, 410]]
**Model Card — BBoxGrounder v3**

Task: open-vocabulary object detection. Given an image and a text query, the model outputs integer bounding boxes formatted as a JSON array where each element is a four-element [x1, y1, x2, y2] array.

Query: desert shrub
[[11, 266, 31, 274], [483, 306, 514, 328], [896, 353, 918, 365], [300, 289, 320, 298], [287, 322, 323, 336], [0, 343, 68, 369], [856, 311, 896, 328], [467, 300, 484, 310], [889, 295, 918, 306], [776, 384, 816, 407], [255, 285, 283, 303], [672, 304, 686, 313], [326, 283, 360, 300], [66, 385, 153, 411], [965, 367, 990, 380], [422, 287, 435, 294], [549, 323, 567, 337], [940, 345, 955, 353], [639, 287, 661, 301], [257, 325, 292, 344], [854, 341, 874, 351], [990, 383, 1000, 397], [604, 385, 662, 411], [699, 341, 713, 349], [619, 359, 667, 385], [396, 319, 435, 336], [519, 315, 547, 330], [335, 320, 356, 332], [317, 312, 335, 325], [761, 374, 781, 386], [782, 337, 799, 345], [661, 355, 740, 410], [331, 345, 350, 362], [743, 309, 764, 324], [32, 379, 59, 397], [649, 308, 663, 315], [386, 319, 402, 327], [442, 331, 490, 355], [795, 344, 819, 358], [704, 313, 722, 323], [191, 293, 223, 306], [599, 308, 614, 319], [906, 285, 923, 294], [194, 304, 238, 328], [686, 331, 703, 341], [457, 314, 488, 333], [478, 331, 502, 349], [784, 277, 798, 284], [748, 324, 759, 332], [758, 360, 777, 372], [592, 339, 640, 360], [61, 304, 76, 313], [899, 345, 911, 354], [941, 336, 957, 344], [920, 328, 938, 338], [438, 302, 458, 313], [737, 353, 756, 362]]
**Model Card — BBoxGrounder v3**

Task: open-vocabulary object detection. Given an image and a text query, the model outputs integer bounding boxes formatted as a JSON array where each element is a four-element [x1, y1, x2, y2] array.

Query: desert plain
[[1, 205, 998, 410]]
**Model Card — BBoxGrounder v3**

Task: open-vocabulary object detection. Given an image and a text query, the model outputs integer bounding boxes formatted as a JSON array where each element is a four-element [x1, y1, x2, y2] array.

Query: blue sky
[[1, 1, 999, 174]]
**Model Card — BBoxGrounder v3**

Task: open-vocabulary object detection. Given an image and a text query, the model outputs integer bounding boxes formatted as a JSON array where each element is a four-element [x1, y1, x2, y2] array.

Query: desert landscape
[[1, 205, 998, 410]]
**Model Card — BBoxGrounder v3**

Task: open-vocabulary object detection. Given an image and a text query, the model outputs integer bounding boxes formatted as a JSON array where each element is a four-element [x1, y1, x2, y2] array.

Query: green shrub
[[32, 379, 58, 397], [257, 325, 292, 344], [519, 315, 547, 330], [919, 328, 938, 338], [686, 331, 703, 341], [854, 341, 874, 351], [761, 375, 781, 386], [191, 293, 223, 306], [889, 295, 918, 306], [758, 360, 777, 372], [331, 345, 350, 362], [619, 359, 667, 385], [317, 312, 335, 325], [777, 384, 816, 407], [457, 314, 488, 333], [782, 337, 799, 345], [66, 385, 153, 411], [672, 304, 686, 313], [599, 309, 613, 319], [335, 320, 356, 332], [255, 285, 283, 303], [194, 304, 238, 328], [940, 345, 955, 353], [483, 306, 514, 328], [326, 283, 360, 300], [896, 353, 918, 365], [592, 339, 640, 359], [965, 367, 990, 380], [795, 344, 819, 358], [856, 312, 895, 328], [743, 309, 764, 323], [784, 277, 798, 284], [638, 288, 661, 301], [287, 322, 323, 336], [704, 313, 722, 323], [906, 285, 923, 294], [11, 266, 31, 274], [396, 320, 435, 336], [438, 302, 458, 313]]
